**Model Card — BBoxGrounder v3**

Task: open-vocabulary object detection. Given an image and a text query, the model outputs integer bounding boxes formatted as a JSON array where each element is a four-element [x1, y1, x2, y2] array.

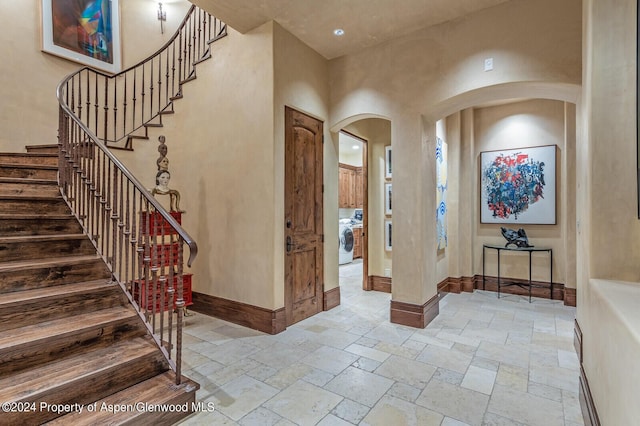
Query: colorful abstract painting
[[480, 145, 556, 224], [436, 137, 448, 250], [42, 0, 121, 73]]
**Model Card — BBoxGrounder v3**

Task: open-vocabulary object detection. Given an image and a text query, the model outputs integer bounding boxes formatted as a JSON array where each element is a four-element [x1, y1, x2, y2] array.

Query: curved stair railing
[[62, 5, 226, 150], [56, 6, 226, 385]]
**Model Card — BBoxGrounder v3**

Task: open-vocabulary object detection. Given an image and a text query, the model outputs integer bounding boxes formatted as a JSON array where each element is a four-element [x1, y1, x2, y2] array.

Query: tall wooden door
[[284, 107, 324, 326]]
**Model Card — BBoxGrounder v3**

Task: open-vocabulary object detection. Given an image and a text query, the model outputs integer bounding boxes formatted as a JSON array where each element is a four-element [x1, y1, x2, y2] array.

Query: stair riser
[[0, 182, 59, 196], [0, 317, 146, 376], [26, 146, 58, 154], [0, 238, 96, 262], [0, 218, 83, 237], [0, 166, 57, 179], [0, 199, 70, 215], [0, 155, 57, 166], [0, 260, 111, 292], [0, 288, 125, 332], [2, 351, 168, 425]]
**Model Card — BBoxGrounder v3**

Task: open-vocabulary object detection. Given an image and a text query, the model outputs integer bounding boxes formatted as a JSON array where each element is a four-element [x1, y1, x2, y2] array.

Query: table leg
[[528, 251, 532, 303], [482, 246, 486, 291], [497, 249, 501, 299]]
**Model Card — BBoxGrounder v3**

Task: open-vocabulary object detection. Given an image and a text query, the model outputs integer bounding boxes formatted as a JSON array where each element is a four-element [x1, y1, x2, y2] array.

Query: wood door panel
[[285, 107, 323, 327]]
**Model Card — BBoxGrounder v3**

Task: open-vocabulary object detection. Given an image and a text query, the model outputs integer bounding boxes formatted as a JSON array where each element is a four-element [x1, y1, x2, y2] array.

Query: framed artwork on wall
[[385, 146, 392, 179], [436, 137, 448, 250], [41, 0, 122, 73], [384, 220, 392, 251], [385, 183, 392, 216], [480, 144, 557, 224]]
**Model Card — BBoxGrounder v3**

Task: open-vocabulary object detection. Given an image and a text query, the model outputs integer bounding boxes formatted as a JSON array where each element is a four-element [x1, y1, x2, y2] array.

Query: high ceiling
[[191, 0, 513, 59]]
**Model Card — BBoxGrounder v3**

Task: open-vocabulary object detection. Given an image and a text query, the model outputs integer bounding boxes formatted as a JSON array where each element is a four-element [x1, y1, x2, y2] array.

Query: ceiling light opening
[[333, 28, 345, 36]]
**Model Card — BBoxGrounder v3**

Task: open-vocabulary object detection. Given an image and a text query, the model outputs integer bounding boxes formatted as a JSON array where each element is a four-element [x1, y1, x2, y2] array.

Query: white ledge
[[591, 279, 640, 343]]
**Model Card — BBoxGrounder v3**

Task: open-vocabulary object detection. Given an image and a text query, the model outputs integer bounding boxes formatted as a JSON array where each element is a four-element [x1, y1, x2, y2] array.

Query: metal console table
[[482, 244, 553, 302]]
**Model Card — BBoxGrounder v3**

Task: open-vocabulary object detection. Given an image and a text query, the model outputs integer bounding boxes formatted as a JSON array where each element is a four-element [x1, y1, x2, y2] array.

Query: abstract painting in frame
[[385, 146, 392, 179], [384, 220, 392, 251], [436, 137, 448, 250], [385, 183, 392, 216], [480, 145, 556, 224], [41, 0, 121, 73]]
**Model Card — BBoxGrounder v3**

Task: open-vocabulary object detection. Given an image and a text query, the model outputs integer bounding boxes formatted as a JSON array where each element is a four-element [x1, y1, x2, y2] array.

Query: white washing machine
[[339, 219, 354, 265]]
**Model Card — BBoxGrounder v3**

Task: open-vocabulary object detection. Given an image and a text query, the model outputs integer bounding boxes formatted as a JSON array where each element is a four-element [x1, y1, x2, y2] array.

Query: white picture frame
[[385, 183, 392, 216], [480, 144, 557, 224], [384, 220, 392, 251], [385, 145, 392, 179], [41, 0, 122, 73]]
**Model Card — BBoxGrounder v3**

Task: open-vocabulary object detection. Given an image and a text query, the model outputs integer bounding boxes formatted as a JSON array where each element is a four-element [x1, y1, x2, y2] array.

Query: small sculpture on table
[[501, 227, 533, 248]]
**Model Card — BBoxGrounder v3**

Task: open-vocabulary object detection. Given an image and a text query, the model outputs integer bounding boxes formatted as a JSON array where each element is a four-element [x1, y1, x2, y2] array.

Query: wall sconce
[[157, 2, 166, 34]]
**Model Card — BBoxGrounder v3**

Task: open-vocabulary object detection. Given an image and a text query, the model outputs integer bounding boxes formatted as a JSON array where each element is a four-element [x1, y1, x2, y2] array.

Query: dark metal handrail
[[60, 5, 227, 148], [55, 6, 226, 385]]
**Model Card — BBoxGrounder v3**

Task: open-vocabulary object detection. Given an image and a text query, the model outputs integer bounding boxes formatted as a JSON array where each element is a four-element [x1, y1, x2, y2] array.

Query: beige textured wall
[[329, 0, 582, 306], [580, 0, 640, 423], [273, 22, 332, 299], [472, 99, 573, 285], [117, 23, 276, 308], [0, 0, 185, 153]]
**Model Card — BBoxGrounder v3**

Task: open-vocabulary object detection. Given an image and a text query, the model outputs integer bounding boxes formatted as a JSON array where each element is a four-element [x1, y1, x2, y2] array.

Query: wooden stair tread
[[0, 279, 114, 305], [0, 152, 57, 157], [0, 163, 57, 170], [0, 254, 102, 272], [0, 337, 161, 401], [0, 194, 62, 201], [0, 177, 57, 185], [0, 213, 73, 220], [48, 372, 199, 425], [0, 306, 136, 350], [25, 144, 58, 150], [0, 233, 88, 243]]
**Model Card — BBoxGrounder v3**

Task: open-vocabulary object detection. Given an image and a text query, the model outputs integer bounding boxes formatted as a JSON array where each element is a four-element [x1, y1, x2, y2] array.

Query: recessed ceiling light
[[352, 145, 360, 150], [333, 28, 345, 36]]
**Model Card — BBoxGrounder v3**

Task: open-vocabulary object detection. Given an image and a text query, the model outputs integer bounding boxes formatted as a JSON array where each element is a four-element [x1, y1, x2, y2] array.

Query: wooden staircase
[[0, 146, 199, 425]]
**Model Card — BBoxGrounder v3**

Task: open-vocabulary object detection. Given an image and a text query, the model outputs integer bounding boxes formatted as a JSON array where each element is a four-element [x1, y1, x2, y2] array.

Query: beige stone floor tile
[[442, 416, 472, 426], [264, 362, 315, 390], [416, 380, 489, 426], [301, 345, 360, 375], [562, 390, 585, 425], [238, 407, 282, 426], [345, 343, 391, 362], [461, 365, 497, 395], [179, 408, 238, 425], [249, 343, 309, 369], [375, 354, 436, 388], [487, 384, 565, 426], [415, 344, 473, 374], [361, 395, 444, 426], [495, 364, 528, 392], [316, 413, 353, 425], [364, 323, 414, 346], [527, 381, 563, 402], [324, 366, 394, 407], [375, 340, 422, 358], [529, 364, 580, 392], [331, 398, 371, 424], [263, 380, 343, 425], [351, 356, 381, 372], [475, 341, 530, 369], [482, 411, 527, 425], [386, 382, 422, 402], [209, 375, 279, 421]]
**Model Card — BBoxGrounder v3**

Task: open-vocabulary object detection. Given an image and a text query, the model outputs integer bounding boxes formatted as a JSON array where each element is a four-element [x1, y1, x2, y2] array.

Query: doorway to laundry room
[[338, 130, 368, 292]]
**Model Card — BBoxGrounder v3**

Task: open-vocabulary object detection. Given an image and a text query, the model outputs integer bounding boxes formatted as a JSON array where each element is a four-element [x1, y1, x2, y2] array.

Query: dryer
[[338, 220, 354, 265]]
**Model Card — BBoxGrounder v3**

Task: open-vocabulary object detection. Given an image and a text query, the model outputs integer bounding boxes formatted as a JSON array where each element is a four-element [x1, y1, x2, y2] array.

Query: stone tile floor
[[178, 260, 584, 425]]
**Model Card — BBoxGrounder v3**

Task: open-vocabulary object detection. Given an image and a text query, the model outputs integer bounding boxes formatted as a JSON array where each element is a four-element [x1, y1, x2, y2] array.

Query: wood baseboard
[[390, 294, 439, 328], [475, 275, 564, 300], [574, 319, 600, 426], [368, 275, 391, 293], [564, 287, 577, 307], [324, 286, 340, 311], [574, 319, 582, 363], [191, 292, 286, 335], [579, 365, 601, 426], [437, 277, 454, 294]]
